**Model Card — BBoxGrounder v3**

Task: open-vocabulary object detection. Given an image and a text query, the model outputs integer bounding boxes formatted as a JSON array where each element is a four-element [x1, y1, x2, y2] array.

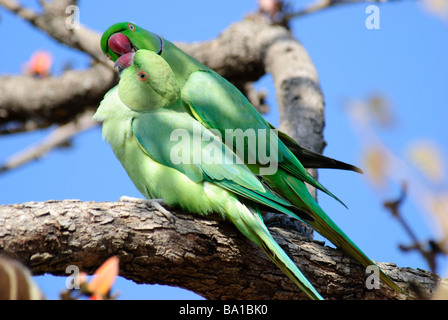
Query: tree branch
[[0, 110, 98, 173], [0, 200, 439, 300], [0, 0, 106, 62], [284, 0, 405, 21], [0, 64, 116, 134]]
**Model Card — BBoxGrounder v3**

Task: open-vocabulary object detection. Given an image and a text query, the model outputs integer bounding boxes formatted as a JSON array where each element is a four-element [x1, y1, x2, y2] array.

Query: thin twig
[[383, 182, 443, 273], [285, 0, 407, 21], [0, 111, 98, 174]]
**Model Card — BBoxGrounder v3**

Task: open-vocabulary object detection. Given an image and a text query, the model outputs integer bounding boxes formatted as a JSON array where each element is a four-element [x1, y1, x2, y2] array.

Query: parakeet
[[101, 23, 363, 173], [99, 23, 404, 295], [94, 50, 324, 299]]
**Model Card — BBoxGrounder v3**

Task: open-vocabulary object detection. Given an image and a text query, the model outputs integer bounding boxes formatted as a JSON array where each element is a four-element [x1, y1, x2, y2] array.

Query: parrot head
[[101, 22, 163, 62], [115, 49, 180, 111]]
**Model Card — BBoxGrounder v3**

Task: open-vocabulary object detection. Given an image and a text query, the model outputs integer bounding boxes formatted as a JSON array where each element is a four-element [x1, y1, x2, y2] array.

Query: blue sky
[[1, 1, 447, 299]]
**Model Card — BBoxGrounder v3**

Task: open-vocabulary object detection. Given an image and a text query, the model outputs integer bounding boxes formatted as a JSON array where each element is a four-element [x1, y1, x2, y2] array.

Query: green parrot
[[99, 23, 404, 295], [94, 49, 324, 299], [101, 23, 363, 173]]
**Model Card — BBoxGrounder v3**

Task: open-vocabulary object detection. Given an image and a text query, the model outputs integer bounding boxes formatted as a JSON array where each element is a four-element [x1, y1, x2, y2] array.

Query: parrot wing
[[131, 109, 324, 299], [130, 108, 309, 221], [181, 69, 346, 207]]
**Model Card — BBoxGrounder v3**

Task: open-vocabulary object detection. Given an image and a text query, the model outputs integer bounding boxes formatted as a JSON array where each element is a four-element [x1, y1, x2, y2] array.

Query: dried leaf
[[421, 0, 448, 21], [407, 140, 446, 183], [258, 0, 282, 17], [363, 147, 388, 186], [0, 257, 44, 300], [23, 50, 53, 78], [432, 278, 448, 299], [87, 256, 119, 299], [429, 193, 448, 242], [367, 94, 395, 128]]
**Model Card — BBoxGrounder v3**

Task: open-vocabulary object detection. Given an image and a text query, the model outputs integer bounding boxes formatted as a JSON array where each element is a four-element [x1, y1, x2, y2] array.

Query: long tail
[[275, 128, 363, 173], [285, 174, 404, 294], [226, 200, 324, 300], [292, 145, 363, 173], [263, 171, 404, 295]]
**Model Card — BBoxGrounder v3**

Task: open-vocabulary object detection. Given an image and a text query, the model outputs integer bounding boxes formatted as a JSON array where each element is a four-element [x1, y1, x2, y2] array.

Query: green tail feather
[[262, 171, 404, 295], [274, 127, 363, 173], [279, 154, 349, 209], [282, 174, 404, 294], [227, 204, 324, 300]]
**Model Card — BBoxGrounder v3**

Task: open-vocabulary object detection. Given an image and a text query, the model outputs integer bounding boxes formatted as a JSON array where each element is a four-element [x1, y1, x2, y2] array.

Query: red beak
[[114, 52, 135, 72], [108, 33, 133, 55]]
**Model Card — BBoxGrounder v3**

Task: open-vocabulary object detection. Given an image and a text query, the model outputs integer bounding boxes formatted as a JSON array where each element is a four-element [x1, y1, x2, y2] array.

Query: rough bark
[[0, 200, 439, 300], [0, 65, 115, 133], [263, 20, 325, 203]]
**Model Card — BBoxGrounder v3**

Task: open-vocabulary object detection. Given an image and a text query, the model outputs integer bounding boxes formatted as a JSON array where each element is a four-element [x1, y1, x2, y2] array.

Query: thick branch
[[0, 0, 106, 62], [285, 0, 408, 21], [0, 64, 115, 133], [0, 200, 439, 300]]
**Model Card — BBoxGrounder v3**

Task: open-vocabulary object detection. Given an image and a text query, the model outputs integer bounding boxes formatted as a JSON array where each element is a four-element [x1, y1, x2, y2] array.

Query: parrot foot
[[148, 199, 176, 224], [118, 196, 175, 223], [118, 196, 146, 203], [262, 212, 313, 240]]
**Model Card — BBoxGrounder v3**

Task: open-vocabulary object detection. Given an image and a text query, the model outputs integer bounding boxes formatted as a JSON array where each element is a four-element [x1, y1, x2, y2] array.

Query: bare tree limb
[[0, 110, 97, 173], [0, 64, 116, 134], [284, 0, 405, 21], [0, 0, 107, 63], [0, 200, 439, 300]]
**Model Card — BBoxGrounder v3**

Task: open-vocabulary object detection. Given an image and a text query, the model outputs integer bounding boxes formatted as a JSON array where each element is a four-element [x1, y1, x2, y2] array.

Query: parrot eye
[[128, 23, 136, 31], [105, 53, 112, 61], [138, 71, 148, 81]]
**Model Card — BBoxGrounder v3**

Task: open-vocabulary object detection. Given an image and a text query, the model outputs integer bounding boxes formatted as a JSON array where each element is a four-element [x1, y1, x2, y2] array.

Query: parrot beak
[[108, 33, 135, 56], [114, 52, 135, 73]]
